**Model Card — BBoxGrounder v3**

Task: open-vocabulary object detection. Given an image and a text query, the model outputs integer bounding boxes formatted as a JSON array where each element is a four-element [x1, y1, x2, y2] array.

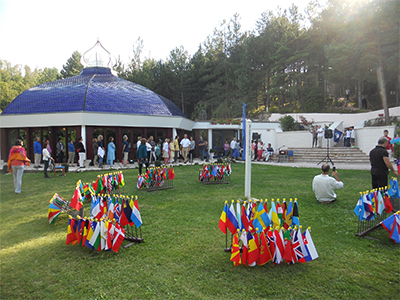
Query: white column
[[208, 129, 212, 149], [81, 125, 86, 160], [173, 128, 177, 139], [245, 120, 252, 199]]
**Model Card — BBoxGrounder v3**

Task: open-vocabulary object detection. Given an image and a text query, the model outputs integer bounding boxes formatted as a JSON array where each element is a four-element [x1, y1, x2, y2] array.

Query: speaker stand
[[317, 138, 334, 166]]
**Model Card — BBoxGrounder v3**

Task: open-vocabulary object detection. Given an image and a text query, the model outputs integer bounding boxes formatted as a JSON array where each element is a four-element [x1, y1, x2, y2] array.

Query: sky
[[0, 0, 323, 71]]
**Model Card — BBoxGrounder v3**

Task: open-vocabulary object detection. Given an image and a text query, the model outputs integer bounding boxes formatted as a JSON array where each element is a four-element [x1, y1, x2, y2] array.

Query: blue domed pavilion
[[0, 41, 195, 163]]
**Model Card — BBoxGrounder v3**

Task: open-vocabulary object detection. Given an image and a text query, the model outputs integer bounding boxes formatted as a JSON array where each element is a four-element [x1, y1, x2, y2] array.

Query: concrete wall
[[276, 131, 315, 149]]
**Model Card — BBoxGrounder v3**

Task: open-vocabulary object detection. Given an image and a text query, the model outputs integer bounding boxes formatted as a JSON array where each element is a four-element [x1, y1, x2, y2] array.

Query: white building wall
[[276, 131, 315, 149]]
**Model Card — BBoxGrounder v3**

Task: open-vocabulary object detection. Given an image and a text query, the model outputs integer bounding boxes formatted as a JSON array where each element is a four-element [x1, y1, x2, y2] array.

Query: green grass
[[1, 164, 399, 300]]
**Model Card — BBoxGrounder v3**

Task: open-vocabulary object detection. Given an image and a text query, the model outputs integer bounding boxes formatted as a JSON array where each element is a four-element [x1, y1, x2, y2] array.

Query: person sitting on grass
[[312, 164, 343, 203]]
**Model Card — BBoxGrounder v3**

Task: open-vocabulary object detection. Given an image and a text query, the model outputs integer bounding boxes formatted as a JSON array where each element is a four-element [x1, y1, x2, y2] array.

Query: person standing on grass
[[137, 138, 149, 174], [169, 138, 174, 163], [174, 135, 180, 162], [7, 139, 30, 194], [225, 140, 232, 158], [162, 138, 170, 165], [122, 135, 130, 166], [148, 136, 157, 164], [67, 138, 75, 166], [180, 134, 190, 163], [56, 138, 65, 164], [204, 141, 210, 162], [91, 138, 98, 166], [189, 136, 195, 162], [312, 164, 343, 203], [76, 137, 86, 168], [156, 140, 162, 160], [42, 141, 54, 178], [33, 137, 42, 168], [230, 137, 237, 159], [97, 135, 105, 167], [369, 137, 398, 189], [198, 136, 205, 161], [107, 137, 116, 167]]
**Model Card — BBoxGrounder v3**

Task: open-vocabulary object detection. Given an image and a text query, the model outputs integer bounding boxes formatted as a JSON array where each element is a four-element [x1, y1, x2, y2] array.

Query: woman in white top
[[42, 141, 54, 178], [162, 138, 170, 165]]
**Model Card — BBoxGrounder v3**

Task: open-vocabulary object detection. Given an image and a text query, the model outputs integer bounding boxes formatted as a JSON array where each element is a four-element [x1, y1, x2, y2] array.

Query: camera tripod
[[317, 138, 334, 167]]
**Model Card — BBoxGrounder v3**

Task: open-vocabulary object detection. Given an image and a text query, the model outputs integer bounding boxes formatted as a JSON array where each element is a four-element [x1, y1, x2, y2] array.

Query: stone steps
[[286, 147, 370, 164]]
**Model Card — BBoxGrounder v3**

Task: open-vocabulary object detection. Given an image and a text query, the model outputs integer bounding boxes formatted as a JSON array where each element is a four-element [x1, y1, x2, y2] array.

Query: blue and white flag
[[334, 129, 342, 143]]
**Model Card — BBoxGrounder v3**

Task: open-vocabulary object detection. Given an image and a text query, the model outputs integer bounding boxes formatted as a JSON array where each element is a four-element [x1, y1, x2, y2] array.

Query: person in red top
[[7, 139, 30, 194], [382, 130, 393, 159]]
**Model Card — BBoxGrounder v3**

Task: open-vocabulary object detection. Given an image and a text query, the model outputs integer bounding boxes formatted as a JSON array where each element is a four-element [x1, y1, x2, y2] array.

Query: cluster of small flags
[[89, 195, 142, 228], [68, 172, 126, 212], [66, 195, 142, 253], [137, 166, 175, 189], [219, 199, 317, 266], [48, 193, 69, 224], [199, 164, 231, 182], [354, 187, 394, 221], [48, 172, 126, 224], [219, 199, 300, 234], [66, 216, 126, 253], [230, 226, 318, 266], [91, 171, 125, 195]]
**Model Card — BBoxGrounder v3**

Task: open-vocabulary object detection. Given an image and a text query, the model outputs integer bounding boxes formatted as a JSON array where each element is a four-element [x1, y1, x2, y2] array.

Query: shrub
[[279, 115, 296, 131]]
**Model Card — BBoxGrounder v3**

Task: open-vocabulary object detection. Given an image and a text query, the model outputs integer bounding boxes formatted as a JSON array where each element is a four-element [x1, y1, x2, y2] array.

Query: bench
[[54, 166, 66, 177]]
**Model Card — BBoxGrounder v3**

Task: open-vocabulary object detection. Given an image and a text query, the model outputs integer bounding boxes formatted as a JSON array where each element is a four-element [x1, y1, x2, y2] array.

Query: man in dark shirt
[[369, 137, 398, 189], [198, 137, 205, 161]]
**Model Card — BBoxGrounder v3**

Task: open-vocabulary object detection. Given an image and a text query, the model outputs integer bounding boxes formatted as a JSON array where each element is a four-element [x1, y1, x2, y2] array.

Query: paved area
[[1, 157, 371, 173]]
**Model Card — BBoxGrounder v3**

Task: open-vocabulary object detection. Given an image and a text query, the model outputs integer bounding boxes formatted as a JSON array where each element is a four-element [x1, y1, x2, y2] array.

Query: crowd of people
[[250, 140, 274, 162], [343, 126, 356, 148], [6, 129, 399, 202]]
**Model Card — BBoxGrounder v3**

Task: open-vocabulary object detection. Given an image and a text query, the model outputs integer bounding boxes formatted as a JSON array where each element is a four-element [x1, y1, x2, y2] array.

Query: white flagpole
[[245, 120, 252, 199]]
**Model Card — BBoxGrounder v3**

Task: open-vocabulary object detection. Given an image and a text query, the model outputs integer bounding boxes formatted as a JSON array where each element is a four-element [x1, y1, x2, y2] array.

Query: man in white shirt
[[316, 126, 324, 148], [312, 164, 344, 203], [346, 128, 352, 147], [229, 137, 236, 158], [349, 126, 355, 148], [180, 134, 190, 163]]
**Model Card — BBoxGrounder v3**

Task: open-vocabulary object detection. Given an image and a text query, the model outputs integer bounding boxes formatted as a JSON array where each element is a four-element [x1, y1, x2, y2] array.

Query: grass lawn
[[0, 163, 399, 300]]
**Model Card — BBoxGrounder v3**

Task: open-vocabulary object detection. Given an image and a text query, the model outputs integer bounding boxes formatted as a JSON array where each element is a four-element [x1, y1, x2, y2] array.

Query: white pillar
[[172, 128, 177, 139], [245, 120, 252, 199], [208, 129, 212, 149]]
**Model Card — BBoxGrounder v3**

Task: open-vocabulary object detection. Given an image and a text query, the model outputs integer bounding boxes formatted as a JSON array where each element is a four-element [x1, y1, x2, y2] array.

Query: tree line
[[1, 0, 399, 123]]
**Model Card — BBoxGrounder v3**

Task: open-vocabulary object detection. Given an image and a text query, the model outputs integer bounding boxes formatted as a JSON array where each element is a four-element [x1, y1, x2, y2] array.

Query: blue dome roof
[[2, 67, 186, 118]]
